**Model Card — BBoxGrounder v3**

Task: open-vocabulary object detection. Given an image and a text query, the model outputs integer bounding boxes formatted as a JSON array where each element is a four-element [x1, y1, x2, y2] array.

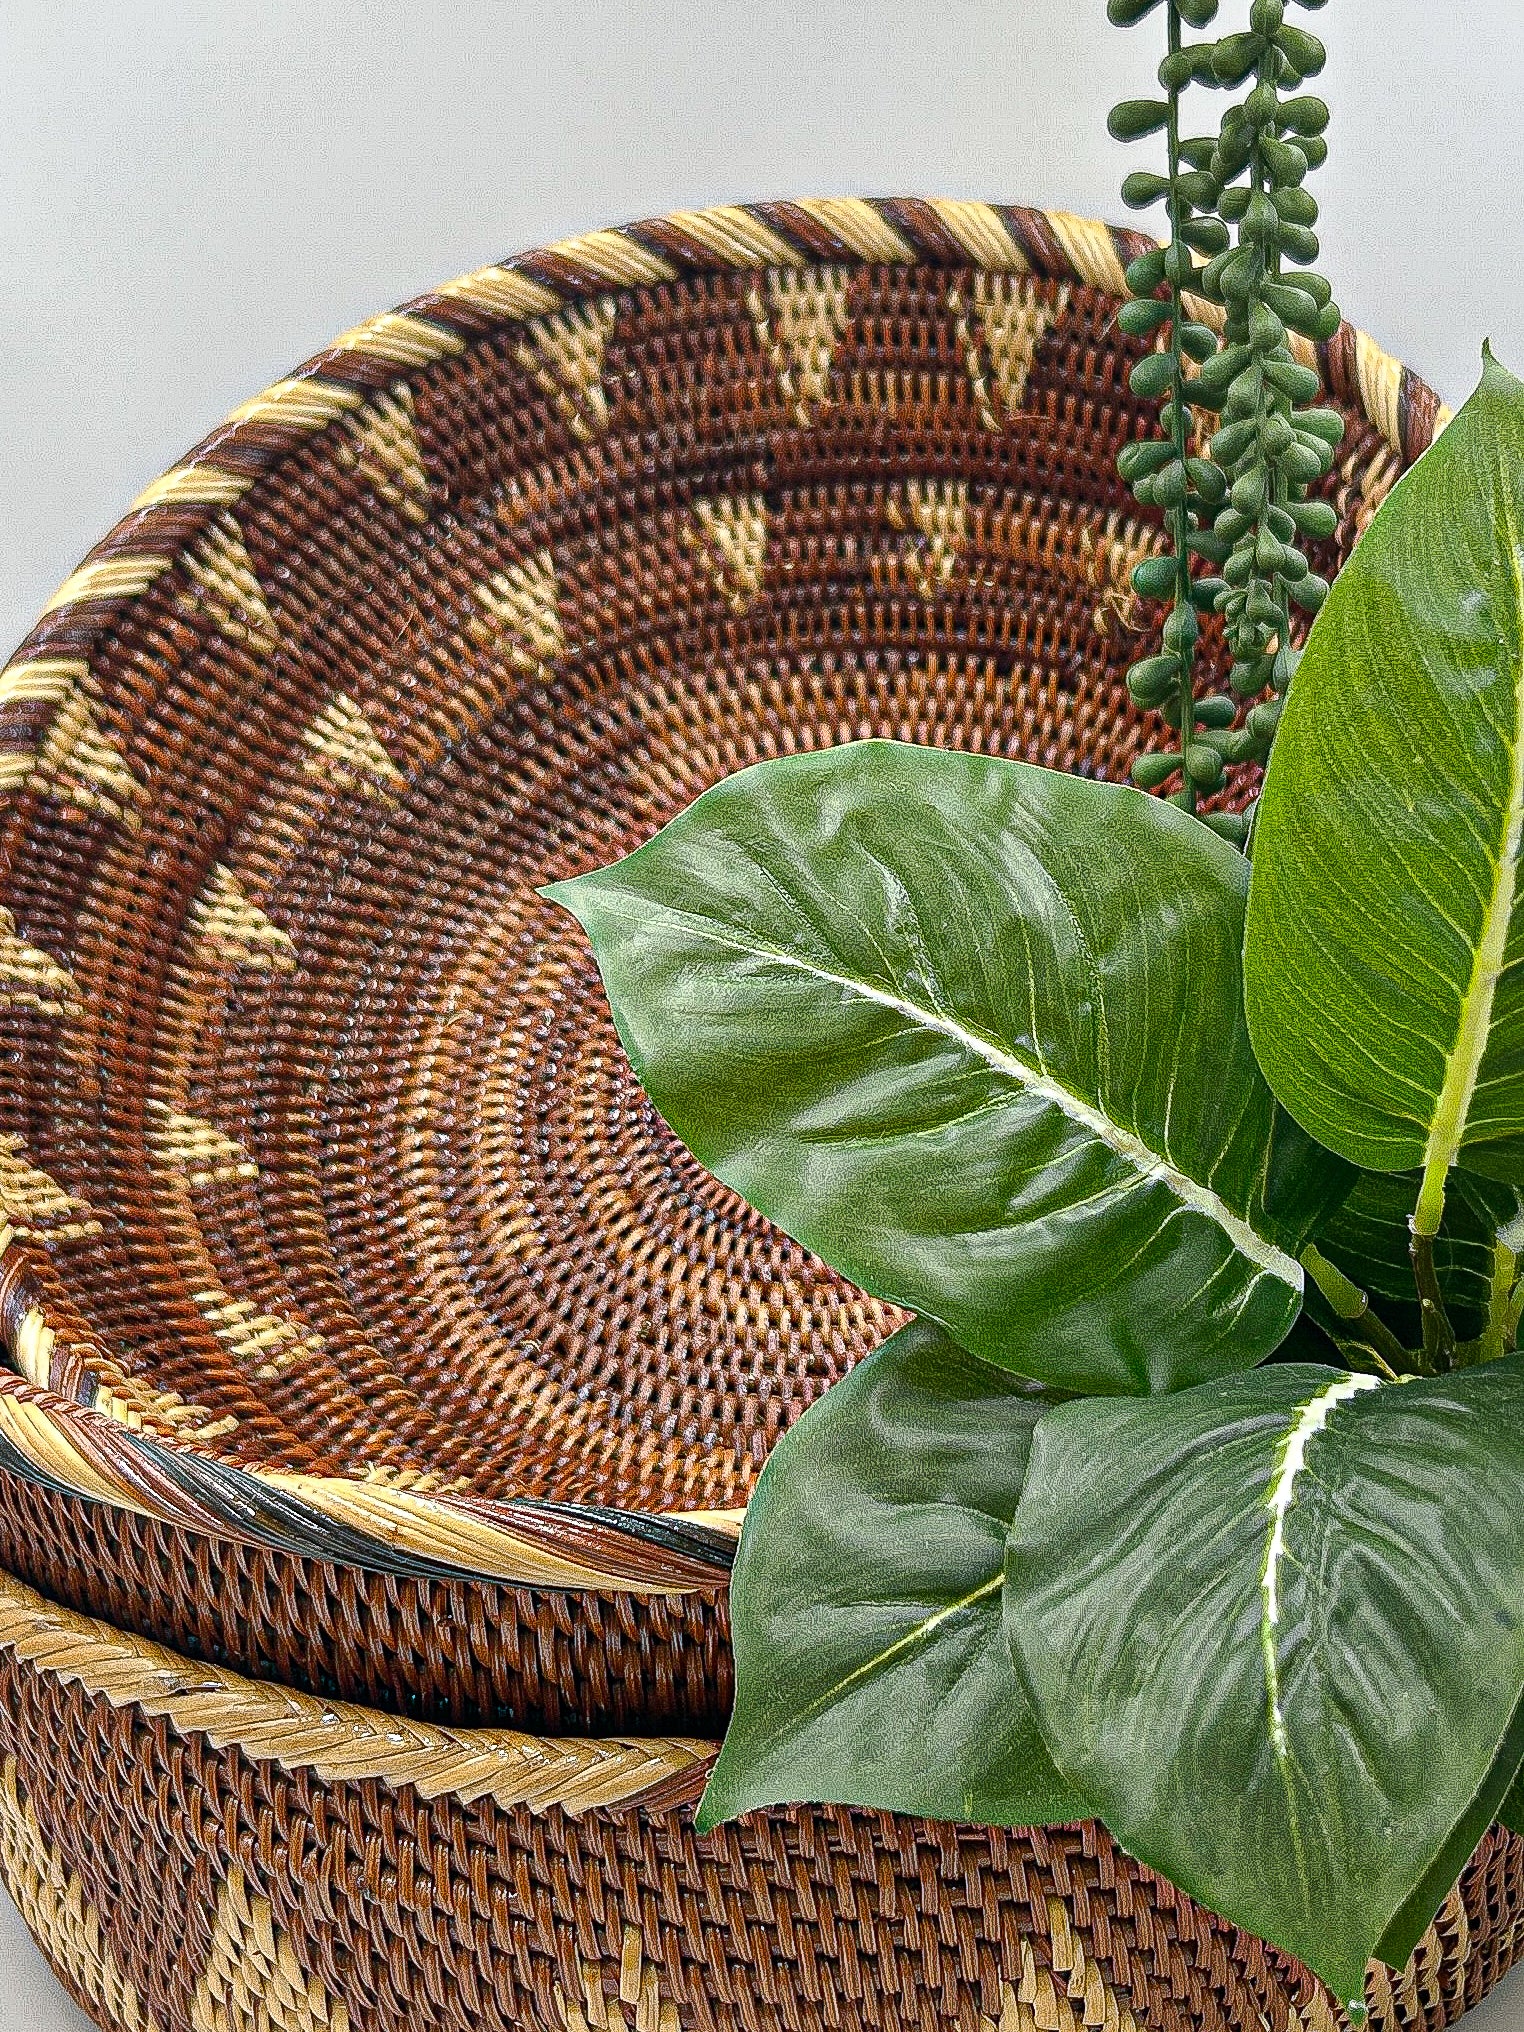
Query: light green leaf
[[696, 1317, 1085, 1832], [1005, 1359, 1524, 2009], [1246, 351, 1524, 1235], [548, 740, 1346, 1395]]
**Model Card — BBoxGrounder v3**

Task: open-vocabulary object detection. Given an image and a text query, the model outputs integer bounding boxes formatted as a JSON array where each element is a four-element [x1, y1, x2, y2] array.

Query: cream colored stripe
[[1355, 329, 1404, 454], [131, 465, 252, 510], [0, 658, 83, 708], [1045, 212, 1128, 296], [259, 1472, 694, 1592], [10, 1308, 54, 1391], [225, 377, 365, 431], [663, 205, 802, 268], [663, 1508, 745, 1538], [544, 229, 676, 286], [330, 310, 467, 367], [1180, 292, 1227, 338], [42, 556, 172, 614], [0, 1566, 713, 1815], [925, 199, 1029, 273], [792, 198, 913, 264], [434, 265, 561, 320], [0, 1395, 157, 1516]]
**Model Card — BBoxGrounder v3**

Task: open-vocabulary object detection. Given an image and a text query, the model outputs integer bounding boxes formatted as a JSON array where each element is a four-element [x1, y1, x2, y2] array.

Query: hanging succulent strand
[[1110, 0, 1231, 829], [1110, 0, 1344, 839]]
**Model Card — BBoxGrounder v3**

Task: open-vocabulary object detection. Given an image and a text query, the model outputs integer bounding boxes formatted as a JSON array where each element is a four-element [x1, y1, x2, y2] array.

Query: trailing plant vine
[[1110, 0, 1345, 825]]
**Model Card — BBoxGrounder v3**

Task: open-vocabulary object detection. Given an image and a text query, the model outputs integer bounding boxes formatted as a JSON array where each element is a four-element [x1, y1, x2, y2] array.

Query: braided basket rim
[[0, 196, 1449, 1596], [0, 1559, 715, 1814]]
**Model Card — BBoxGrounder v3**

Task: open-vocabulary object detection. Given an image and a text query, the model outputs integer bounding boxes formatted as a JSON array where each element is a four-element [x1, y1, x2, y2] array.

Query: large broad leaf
[[548, 741, 1345, 1395], [695, 1317, 1086, 1832], [1314, 1168, 1522, 1340], [1246, 352, 1524, 1234], [1005, 1360, 1524, 2010]]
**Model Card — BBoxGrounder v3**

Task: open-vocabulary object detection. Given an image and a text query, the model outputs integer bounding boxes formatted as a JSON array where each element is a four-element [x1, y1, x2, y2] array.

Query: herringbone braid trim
[[0, 1564, 713, 1813]]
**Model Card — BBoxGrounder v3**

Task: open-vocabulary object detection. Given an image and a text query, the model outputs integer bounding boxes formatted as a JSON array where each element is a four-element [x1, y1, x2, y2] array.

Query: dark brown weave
[[0, 1580, 1517, 2032], [0, 200, 1430, 1649], [0, 1463, 734, 1731]]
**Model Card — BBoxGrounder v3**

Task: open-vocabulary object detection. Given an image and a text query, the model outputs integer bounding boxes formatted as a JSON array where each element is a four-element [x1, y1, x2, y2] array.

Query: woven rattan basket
[[3, 195, 1509, 2027], [0, 1561, 1519, 2032]]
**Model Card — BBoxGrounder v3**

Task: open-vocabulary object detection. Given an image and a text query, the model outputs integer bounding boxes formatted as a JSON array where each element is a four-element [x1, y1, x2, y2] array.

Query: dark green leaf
[[548, 741, 1347, 1395], [1246, 353, 1524, 1233], [1109, 99, 1170, 140], [1005, 1360, 1524, 2008], [1374, 1683, 1524, 1972], [1314, 1168, 1522, 1339], [696, 1318, 1085, 1832]]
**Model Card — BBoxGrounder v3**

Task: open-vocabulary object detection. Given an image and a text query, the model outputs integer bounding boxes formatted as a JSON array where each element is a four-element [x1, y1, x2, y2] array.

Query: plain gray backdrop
[[3, 2, 1524, 2027]]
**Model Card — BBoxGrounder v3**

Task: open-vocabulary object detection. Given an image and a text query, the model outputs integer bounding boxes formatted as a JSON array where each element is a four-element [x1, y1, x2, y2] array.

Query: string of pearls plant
[[1109, 0, 1345, 837]]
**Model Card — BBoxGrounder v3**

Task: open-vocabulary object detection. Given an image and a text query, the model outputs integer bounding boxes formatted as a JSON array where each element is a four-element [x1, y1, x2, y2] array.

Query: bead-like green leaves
[[1005, 1361, 1524, 2010], [1246, 353, 1524, 1234], [695, 1318, 1085, 1833], [548, 741, 1345, 1395]]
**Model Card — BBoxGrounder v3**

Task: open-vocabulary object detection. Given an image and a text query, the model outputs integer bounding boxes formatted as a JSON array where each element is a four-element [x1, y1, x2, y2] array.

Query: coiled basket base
[[0, 1564, 1517, 2032]]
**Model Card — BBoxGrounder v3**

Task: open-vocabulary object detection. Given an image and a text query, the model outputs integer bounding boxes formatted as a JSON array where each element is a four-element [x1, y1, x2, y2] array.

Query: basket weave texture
[[0, 196, 1510, 2032], [0, 1562, 1518, 2032], [0, 200, 1439, 1674]]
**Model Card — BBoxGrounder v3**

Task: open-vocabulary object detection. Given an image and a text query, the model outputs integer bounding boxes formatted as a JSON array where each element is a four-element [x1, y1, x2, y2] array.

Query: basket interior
[[0, 251, 1391, 1512]]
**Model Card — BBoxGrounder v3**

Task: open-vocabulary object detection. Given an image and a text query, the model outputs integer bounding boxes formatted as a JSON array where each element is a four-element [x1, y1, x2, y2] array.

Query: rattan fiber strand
[[0, 200, 1433, 1617], [0, 1558, 1518, 2032]]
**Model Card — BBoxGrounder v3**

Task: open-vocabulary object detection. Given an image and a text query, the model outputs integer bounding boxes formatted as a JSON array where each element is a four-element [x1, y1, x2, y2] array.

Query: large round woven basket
[[0, 1562, 1517, 2032], [0, 198, 1441, 1728]]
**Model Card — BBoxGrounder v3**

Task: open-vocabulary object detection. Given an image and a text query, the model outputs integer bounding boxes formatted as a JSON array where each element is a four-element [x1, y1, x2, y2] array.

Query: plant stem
[[1164, 0, 1199, 806], [1409, 1223, 1457, 1372], [1300, 1244, 1409, 1380], [1246, 41, 1294, 693], [1461, 1238, 1518, 1367]]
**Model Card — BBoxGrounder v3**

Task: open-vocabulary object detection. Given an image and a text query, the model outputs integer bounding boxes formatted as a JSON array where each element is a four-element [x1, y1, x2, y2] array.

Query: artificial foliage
[[554, 352, 1524, 2018], [1110, 0, 1344, 821]]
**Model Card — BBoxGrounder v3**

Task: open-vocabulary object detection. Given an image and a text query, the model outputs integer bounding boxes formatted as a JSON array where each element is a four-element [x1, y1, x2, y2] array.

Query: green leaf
[[695, 1318, 1086, 1833], [547, 741, 1346, 1395], [1373, 1682, 1524, 1972], [1006, 1360, 1524, 2009], [1246, 352, 1524, 1237], [1501, 1764, 1524, 1839], [1314, 1168, 1522, 1339]]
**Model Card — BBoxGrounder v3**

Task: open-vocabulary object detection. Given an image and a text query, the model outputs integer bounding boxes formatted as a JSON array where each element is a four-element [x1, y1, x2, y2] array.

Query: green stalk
[[1301, 1244, 1407, 1380], [1163, 0, 1200, 806], [1250, 43, 1294, 692], [1408, 1224, 1456, 1373]]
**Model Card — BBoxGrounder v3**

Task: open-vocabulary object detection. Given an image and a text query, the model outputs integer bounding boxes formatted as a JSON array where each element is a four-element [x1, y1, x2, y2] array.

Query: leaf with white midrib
[[549, 740, 1344, 1396], [584, 889, 1300, 1286], [1006, 1358, 1524, 2009], [1248, 352, 1524, 1222], [697, 1318, 1087, 1832]]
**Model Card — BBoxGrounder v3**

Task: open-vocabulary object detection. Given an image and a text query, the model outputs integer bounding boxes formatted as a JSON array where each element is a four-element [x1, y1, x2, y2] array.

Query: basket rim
[[0, 1561, 714, 1813], [0, 195, 1445, 1596]]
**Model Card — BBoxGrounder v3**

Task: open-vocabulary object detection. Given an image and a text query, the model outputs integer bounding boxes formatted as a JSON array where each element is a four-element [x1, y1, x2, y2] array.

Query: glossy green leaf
[[695, 1318, 1085, 1833], [1246, 352, 1524, 1236], [1005, 1360, 1524, 2009], [547, 741, 1346, 1395], [1374, 1683, 1524, 1973], [1314, 1168, 1522, 1339]]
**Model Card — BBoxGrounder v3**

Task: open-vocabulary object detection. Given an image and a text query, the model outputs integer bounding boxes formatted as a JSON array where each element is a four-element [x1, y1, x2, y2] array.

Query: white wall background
[[2, 2, 1523, 2025]]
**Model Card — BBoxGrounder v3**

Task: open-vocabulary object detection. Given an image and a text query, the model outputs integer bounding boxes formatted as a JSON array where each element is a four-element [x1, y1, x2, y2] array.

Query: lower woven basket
[[0, 1565, 1520, 2032]]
